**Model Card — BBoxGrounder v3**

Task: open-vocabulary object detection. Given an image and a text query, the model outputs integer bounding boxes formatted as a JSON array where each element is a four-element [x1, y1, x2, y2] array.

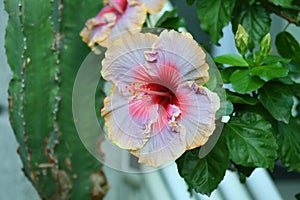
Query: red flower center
[[146, 83, 179, 108]]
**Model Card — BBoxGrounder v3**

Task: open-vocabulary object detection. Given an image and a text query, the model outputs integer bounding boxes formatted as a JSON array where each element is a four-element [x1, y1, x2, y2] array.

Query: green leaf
[[261, 55, 291, 64], [226, 90, 258, 105], [235, 24, 249, 55], [232, 4, 271, 50], [214, 54, 249, 67], [234, 164, 255, 178], [276, 31, 300, 66], [186, 0, 196, 5], [277, 76, 295, 85], [250, 62, 289, 82], [155, 8, 186, 29], [220, 67, 239, 83], [176, 136, 229, 195], [197, 0, 236, 44], [290, 83, 300, 98], [296, 193, 300, 200], [268, 0, 293, 7], [258, 82, 293, 123], [224, 111, 277, 169], [157, 8, 178, 22], [156, 17, 186, 30], [230, 69, 265, 94], [234, 164, 255, 183], [276, 118, 300, 171], [259, 33, 271, 56]]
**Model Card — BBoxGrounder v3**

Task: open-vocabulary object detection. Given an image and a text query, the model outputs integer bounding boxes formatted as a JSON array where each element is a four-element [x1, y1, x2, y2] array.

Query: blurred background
[[1, 0, 300, 199]]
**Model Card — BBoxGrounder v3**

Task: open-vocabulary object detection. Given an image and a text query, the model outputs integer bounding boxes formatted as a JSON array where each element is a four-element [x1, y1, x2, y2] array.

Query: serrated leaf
[[230, 69, 265, 94], [250, 62, 289, 82], [215, 54, 249, 67], [234, 164, 255, 177], [232, 4, 271, 50], [156, 17, 186, 30], [226, 90, 258, 105], [176, 136, 229, 195], [234, 164, 255, 183], [277, 76, 295, 85], [197, 0, 236, 44], [268, 0, 293, 7], [258, 82, 293, 123], [220, 67, 239, 83], [261, 55, 291, 64], [224, 111, 277, 169], [155, 8, 186, 30], [276, 118, 300, 171], [290, 84, 300, 98], [276, 31, 300, 66]]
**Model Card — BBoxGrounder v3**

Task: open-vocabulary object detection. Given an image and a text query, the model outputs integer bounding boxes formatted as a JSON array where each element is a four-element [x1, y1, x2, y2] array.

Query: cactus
[[5, 0, 109, 199]]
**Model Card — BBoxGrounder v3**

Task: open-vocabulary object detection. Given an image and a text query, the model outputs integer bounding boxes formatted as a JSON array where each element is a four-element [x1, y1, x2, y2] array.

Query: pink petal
[[108, 0, 127, 13], [131, 106, 186, 167], [128, 93, 157, 127], [153, 30, 209, 86], [107, 2, 147, 46], [139, 0, 167, 14], [101, 32, 158, 86], [101, 86, 159, 150], [81, 0, 147, 48], [176, 82, 220, 149], [80, 12, 117, 48]]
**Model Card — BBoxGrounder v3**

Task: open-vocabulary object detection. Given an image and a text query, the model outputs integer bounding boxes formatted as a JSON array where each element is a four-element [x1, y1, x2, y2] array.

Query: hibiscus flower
[[101, 30, 220, 167], [80, 0, 166, 48]]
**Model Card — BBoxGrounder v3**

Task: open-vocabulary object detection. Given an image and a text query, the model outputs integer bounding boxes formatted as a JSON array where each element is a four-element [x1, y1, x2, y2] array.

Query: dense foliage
[[173, 0, 300, 195]]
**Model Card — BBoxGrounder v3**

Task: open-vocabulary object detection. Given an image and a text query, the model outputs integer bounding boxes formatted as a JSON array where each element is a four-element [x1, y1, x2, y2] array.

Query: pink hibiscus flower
[[101, 30, 220, 167], [80, 0, 166, 48]]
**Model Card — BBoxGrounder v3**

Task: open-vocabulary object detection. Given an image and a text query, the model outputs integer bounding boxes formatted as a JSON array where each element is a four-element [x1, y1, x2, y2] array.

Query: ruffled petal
[[176, 82, 220, 149], [101, 86, 159, 150], [139, 0, 167, 14], [80, 12, 117, 48], [101, 32, 158, 86], [81, 1, 147, 48], [153, 30, 209, 85], [106, 1, 147, 47], [109, 0, 127, 13], [131, 105, 186, 167]]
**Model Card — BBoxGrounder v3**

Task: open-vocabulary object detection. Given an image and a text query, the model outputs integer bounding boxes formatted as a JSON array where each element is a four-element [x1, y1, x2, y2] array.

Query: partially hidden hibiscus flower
[[80, 0, 166, 48], [101, 30, 220, 167]]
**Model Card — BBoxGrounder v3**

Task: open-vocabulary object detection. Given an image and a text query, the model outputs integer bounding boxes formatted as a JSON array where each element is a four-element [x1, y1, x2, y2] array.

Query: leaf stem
[[258, 0, 300, 26], [283, 23, 290, 31]]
